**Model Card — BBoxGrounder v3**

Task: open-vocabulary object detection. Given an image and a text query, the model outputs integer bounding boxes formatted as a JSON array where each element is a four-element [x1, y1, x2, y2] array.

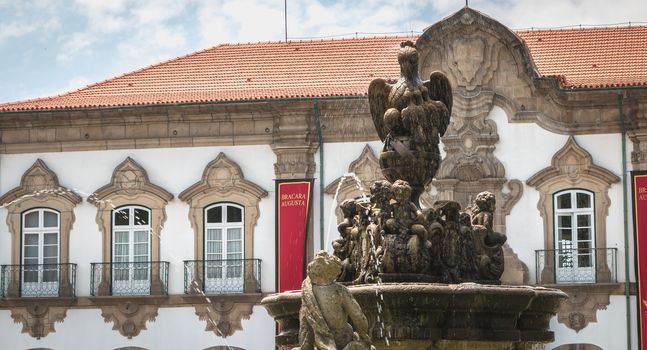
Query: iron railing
[[535, 248, 617, 284], [90, 261, 169, 296], [184, 259, 261, 294], [1, 263, 77, 298]]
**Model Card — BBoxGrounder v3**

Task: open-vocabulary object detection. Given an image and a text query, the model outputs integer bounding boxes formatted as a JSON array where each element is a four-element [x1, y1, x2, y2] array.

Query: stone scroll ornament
[[331, 41, 506, 284], [296, 251, 375, 350]]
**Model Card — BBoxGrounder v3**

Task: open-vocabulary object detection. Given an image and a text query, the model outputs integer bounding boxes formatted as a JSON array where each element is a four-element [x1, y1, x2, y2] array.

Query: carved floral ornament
[[10, 304, 68, 339], [179, 152, 267, 261], [194, 301, 255, 338], [100, 301, 159, 339]]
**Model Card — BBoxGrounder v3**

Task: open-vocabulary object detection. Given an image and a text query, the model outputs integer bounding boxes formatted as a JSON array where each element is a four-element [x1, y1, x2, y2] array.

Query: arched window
[[203, 203, 244, 292], [21, 208, 60, 296], [553, 189, 595, 283], [112, 205, 152, 295]]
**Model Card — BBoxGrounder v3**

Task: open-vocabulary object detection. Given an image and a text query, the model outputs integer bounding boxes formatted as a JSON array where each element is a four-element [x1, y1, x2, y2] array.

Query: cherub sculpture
[[333, 199, 358, 282], [296, 251, 375, 350], [471, 191, 506, 280], [368, 40, 452, 206]]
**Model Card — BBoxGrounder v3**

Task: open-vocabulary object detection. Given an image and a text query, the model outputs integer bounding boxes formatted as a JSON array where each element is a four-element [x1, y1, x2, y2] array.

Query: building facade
[[0, 7, 646, 350]]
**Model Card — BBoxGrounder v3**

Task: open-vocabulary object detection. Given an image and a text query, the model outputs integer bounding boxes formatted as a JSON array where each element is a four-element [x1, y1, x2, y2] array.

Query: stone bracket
[[547, 283, 622, 332], [96, 299, 160, 339], [9, 302, 68, 339]]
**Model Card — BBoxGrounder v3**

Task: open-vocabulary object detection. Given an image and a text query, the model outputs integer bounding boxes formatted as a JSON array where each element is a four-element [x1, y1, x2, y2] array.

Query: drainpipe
[[533, 77, 647, 350], [313, 100, 325, 251], [618, 91, 632, 350]]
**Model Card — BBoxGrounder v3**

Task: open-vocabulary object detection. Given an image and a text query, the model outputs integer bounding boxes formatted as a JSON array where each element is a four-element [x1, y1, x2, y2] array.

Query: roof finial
[[465, 0, 469, 7]]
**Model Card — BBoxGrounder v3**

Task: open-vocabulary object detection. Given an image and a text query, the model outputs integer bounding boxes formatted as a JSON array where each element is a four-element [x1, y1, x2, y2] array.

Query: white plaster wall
[[0, 145, 278, 296], [549, 296, 637, 349], [489, 106, 628, 283], [0, 305, 274, 350]]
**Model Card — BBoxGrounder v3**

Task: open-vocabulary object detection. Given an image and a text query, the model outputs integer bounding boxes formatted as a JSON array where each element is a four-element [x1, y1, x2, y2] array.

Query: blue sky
[[1, 0, 645, 104]]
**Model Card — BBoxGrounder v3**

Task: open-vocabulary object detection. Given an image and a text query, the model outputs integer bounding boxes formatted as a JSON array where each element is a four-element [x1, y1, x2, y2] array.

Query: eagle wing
[[368, 78, 392, 141], [424, 71, 453, 137]]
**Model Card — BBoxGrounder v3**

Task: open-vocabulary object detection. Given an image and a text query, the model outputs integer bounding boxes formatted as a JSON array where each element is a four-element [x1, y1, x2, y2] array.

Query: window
[[21, 208, 60, 296], [204, 203, 244, 291], [112, 206, 151, 295], [553, 189, 595, 283]]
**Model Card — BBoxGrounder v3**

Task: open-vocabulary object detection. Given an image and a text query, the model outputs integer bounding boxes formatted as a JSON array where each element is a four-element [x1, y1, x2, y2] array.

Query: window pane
[[577, 228, 591, 241], [227, 206, 242, 223], [579, 241, 592, 250], [24, 246, 38, 258], [578, 254, 592, 267], [43, 246, 58, 258], [24, 234, 39, 246], [557, 193, 572, 209], [23, 258, 38, 265], [114, 244, 129, 257], [24, 270, 38, 282], [227, 241, 242, 254], [207, 241, 222, 254], [114, 209, 129, 226], [577, 214, 591, 227], [206, 206, 222, 223], [134, 209, 149, 225], [558, 215, 572, 229], [134, 230, 149, 243], [576, 192, 592, 209], [227, 228, 242, 241], [207, 228, 222, 241], [115, 231, 129, 243], [134, 243, 148, 256], [24, 211, 39, 228], [559, 229, 572, 242], [43, 211, 58, 227], [43, 257, 58, 265], [44, 233, 58, 245], [43, 270, 58, 282]]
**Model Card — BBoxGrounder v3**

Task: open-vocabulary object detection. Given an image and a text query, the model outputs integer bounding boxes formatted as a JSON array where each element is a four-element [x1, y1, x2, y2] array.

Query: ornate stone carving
[[272, 144, 317, 179], [527, 137, 620, 284], [100, 302, 159, 339], [179, 153, 267, 267], [0, 160, 81, 294], [194, 301, 255, 337], [553, 284, 617, 333], [447, 36, 501, 91], [630, 131, 647, 171], [10, 304, 67, 339]]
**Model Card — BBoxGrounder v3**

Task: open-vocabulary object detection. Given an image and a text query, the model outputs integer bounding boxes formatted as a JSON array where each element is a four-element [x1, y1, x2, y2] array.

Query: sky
[[0, 0, 646, 104]]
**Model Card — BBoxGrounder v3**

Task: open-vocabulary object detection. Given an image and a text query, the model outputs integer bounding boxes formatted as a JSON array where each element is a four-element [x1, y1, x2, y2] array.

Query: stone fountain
[[262, 41, 566, 350]]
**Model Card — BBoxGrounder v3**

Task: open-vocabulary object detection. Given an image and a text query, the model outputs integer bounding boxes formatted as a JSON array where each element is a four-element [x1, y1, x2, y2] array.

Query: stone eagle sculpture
[[368, 40, 453, 206]]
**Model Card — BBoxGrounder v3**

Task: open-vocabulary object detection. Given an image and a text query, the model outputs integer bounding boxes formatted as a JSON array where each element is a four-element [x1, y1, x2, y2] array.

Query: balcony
[[1, 263, 77, 298], [90, 261, 169, 296], [535, 248, 617, 284], [184, 259, 261, 294]]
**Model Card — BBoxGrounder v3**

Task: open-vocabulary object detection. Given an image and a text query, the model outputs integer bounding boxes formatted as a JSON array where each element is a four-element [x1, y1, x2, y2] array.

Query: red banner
[[276, 180, 313, 293], [633, 171, 647, 349]]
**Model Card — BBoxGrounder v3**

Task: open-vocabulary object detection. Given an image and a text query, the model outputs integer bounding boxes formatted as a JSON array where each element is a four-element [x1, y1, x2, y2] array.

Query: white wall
[[0, 144, 277, 296], [0, 305, 274, 350]]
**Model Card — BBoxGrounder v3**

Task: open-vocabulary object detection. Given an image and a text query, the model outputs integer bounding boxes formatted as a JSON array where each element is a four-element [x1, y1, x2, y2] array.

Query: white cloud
[[56, 32, 95, 62], [0, 22, 37, 41]]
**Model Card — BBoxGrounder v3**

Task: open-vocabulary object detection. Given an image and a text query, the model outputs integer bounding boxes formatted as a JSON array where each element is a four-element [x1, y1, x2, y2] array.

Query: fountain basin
[[261, 282, 566, 350]]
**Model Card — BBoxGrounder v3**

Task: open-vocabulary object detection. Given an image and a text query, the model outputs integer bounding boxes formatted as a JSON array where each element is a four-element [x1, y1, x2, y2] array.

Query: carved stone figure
[[296, 251, 375, 350], [333, 199, 358, 282], [368, 40, 452, 206], [471, 191, 506, 280]]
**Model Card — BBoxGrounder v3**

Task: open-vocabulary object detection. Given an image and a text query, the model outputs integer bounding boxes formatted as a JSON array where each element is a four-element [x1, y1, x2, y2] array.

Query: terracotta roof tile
[[1, 25, 645, 112]]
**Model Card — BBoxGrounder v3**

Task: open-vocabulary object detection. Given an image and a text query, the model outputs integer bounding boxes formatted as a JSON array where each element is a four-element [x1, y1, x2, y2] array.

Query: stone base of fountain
[[261, 282, 566, 350]]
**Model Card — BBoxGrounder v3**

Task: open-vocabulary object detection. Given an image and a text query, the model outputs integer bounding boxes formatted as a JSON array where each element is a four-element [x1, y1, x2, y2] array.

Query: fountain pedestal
[[262, 283, 566, 350]]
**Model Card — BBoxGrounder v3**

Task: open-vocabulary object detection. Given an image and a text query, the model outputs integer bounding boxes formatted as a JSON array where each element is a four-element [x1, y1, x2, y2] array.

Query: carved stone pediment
[[100, 301, 159, 339], [325, 144, 385, 219], [194, 301, 255, 338], [0, 159, 81, 206], [10, 304, 68, 339], [89, 157, 173, 203]]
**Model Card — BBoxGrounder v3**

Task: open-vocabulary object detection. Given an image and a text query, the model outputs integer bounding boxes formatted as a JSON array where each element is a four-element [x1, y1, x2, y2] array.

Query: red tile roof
[[1, 25, 646, 112], [516, 26, 647, 89]]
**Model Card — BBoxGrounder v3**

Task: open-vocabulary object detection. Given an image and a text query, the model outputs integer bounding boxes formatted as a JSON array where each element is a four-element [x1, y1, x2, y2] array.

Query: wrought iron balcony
[[1, 263, 77, 298], [184, 259, 261, 294], [535, 248, 617, 284], [90, 261, 169, 296]]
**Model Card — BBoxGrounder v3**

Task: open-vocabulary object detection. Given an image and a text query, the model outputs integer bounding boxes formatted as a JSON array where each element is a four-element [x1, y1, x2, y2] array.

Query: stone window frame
[[88, 157, 173, 295], [0, 159, 81, 297], [179, 153, 267, 292], [527, 137, 620, 284]]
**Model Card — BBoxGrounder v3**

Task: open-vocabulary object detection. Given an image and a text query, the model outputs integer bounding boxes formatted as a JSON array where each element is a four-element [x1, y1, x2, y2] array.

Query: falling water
[[324, 172, 368, 251]]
